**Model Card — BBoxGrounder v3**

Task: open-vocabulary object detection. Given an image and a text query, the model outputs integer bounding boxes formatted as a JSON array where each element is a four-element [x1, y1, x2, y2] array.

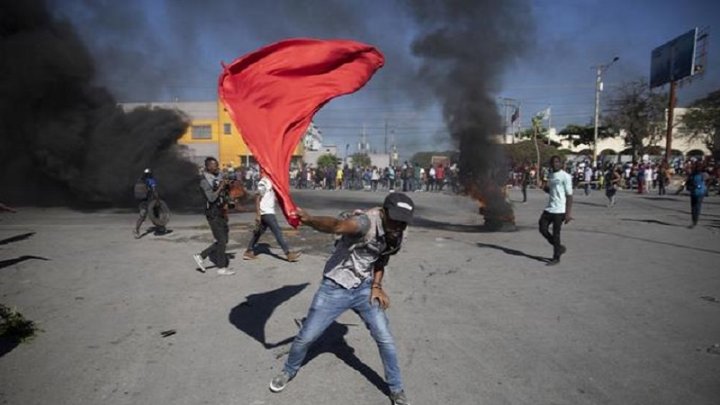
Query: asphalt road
[[1, 187, 718, 404]]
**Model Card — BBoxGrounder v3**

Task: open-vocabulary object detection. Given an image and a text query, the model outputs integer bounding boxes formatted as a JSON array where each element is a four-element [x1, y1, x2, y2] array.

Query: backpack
[[133, 180, 149, 200], [688, 173, 706, 196]]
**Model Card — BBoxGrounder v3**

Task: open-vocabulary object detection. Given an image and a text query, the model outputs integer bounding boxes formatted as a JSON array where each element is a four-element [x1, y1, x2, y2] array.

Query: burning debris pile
[[0, 0, 199, 207], [404, 0, 534, 230], [469, 181, 516, 232]]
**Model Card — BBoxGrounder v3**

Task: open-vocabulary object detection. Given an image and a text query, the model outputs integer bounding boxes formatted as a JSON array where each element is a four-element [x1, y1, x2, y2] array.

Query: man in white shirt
[[583, 166, 593, 196], [428, 166, 436, 191], [243, 170, 301, 262], [539, 155, 574, 266]]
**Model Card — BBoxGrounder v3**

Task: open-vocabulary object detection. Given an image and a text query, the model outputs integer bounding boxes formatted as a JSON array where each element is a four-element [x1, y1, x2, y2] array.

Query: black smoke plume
[[49, 0, 433, 152], [0, 0, 199, 207], [403, 0, 535, 227]]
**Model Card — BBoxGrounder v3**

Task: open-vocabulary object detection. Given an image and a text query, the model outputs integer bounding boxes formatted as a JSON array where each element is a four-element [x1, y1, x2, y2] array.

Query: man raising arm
[[269, 193, 414, 405]]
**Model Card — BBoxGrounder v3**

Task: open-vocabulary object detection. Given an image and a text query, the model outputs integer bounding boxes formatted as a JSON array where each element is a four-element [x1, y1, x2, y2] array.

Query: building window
[[223, 123, 232, 135], [191, 125, 212, 139]]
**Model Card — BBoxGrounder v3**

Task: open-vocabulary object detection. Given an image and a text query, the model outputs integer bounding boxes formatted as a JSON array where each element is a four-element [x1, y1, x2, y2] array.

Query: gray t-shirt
[[323, 209, 387, 289], [200, 172, 222, 203]]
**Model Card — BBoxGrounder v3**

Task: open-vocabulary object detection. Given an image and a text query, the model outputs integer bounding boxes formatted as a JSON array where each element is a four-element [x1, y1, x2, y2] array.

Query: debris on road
[[707, 344, 720, 355], [160, 329, 176, 338]]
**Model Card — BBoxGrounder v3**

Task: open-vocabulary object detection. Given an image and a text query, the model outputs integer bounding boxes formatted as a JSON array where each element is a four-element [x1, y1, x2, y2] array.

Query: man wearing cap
[[268, 193, 415, 405]]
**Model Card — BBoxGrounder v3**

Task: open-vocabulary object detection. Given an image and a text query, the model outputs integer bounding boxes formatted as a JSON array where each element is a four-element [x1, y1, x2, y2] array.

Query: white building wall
[[546, 107, 711, 157], [304, 146, 338, 168], [302, 121, 323, 151]]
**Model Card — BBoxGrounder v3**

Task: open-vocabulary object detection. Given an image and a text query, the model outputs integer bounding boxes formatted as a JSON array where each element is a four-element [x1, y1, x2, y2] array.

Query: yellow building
[[122, 100, 304, 168]]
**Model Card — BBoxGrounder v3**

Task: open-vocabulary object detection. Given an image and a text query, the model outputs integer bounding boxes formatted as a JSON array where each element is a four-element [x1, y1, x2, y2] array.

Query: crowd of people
[[211, 155, 719, 207], [509, 155, 718, 229], [289, 161, 461, 193], [214, 161, 462, 194], [509, 156, 719, 197]]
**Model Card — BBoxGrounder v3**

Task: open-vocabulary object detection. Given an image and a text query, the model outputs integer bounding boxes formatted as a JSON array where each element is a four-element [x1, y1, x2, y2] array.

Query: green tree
[[349, 152, 371, 168], [503, 141, 566, 168], [558, 123, 613, 147], [604, 79, 667, 162], [316, 153, 339, 169], [517, 125, 548, 142], [679, 89, 720, 160]]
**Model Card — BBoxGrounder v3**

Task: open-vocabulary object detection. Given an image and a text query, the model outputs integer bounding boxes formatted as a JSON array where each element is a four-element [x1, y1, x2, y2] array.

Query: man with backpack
[[686, 161, 709, 228], [133, 168, 167, 238]]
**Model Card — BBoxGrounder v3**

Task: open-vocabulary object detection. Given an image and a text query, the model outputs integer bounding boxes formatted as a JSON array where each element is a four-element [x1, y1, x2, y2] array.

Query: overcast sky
[[51, 0, 720, 159]]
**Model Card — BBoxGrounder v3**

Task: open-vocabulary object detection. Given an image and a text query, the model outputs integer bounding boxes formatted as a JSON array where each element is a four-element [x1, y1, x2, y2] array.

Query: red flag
[[219, 38, 384, 227]]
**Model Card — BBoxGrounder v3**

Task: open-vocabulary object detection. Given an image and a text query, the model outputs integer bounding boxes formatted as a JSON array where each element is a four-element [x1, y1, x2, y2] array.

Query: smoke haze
[[1, 0, 535, 209], [0, 0, 199, 206], [403, 0, 535, 221]]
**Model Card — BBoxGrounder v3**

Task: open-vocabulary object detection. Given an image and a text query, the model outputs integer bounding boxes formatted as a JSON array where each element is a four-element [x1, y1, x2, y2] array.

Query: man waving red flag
[[218, 38, 385, 227]]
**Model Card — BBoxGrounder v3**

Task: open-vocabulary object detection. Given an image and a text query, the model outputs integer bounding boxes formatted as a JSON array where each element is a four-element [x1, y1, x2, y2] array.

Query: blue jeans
[[247, 214, 290, 254], [691, 194, 704, 224], [283, 278, 404, 393]]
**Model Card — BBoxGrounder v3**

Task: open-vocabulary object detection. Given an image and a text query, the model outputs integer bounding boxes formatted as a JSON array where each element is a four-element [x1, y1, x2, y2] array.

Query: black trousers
[[202, 210, 229, 268], [539, 211, 565, 259], [136, 200, 166, 233], [690, 194, 704, 225], [522, 184, 528, 202]]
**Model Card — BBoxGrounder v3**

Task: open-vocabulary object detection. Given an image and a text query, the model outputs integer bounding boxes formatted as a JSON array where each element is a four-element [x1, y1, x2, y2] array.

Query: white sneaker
[[269, 372, 292, 392], [193, 254, 206, 272], [217, 267, 235, 276]]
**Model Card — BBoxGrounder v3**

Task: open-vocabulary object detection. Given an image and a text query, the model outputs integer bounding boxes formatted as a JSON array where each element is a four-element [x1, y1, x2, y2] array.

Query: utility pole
[[361, 123, 367, 154], [515, 103, 521, 144], [592, 56, 619, 167], [665, 80, 677, 163], [499, 97, 518, 144], [504, 101, 510, 144], [384, 120, 388, 154]]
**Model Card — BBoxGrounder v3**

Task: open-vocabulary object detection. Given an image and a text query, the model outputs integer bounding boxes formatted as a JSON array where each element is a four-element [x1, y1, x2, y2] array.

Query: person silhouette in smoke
[[133, 168, 167, 238]]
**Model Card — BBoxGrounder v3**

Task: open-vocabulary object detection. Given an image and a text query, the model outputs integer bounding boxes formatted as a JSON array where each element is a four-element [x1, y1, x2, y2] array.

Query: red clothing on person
[[219, 38, 384, 227], [435, 165, 445, 180]]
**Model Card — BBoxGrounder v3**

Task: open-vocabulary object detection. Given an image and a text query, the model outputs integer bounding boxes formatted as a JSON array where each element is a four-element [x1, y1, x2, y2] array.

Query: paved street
[[1, 188, 719, 404]]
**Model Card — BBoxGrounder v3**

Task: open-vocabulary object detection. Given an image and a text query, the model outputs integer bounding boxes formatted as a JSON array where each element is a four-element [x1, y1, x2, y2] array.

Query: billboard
[[650, 28, 698, 88]]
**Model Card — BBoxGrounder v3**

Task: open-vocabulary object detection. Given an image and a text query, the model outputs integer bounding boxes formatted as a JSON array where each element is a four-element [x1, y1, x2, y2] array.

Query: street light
[[592, 56, 619, 167]]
